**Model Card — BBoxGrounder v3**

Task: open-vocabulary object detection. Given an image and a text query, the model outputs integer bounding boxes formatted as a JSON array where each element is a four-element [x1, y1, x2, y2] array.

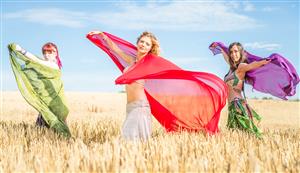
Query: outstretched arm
[[220, 49, 230, 65], [15, 44, 41, 62], [14, 44, 59, 69], [88, 31, 134, 64], [238, 59, 271, 73], [211, 42, 230, 65]]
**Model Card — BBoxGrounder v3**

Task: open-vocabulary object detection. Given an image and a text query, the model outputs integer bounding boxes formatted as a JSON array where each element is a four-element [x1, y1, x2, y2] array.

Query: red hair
[[42, 42, 62, 69]]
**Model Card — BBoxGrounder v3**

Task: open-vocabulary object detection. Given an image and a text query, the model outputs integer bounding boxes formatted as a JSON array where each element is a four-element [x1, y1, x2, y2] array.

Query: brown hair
[[137, 31, 160, 56], [228, 42, 247, 70]]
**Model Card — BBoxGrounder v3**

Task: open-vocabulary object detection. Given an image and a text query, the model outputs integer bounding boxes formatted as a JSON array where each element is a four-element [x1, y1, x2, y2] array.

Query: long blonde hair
[[137, 31, 160, 56], [228, 42, 247, 71]]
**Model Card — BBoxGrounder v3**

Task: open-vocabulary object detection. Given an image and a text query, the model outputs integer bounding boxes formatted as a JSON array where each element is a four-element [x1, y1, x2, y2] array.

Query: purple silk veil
[[209, 42, 299, 100]]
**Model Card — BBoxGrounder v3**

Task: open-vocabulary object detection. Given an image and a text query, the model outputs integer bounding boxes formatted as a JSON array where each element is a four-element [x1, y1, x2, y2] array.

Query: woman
[[8, 43, 70, 137], [211, 42, 270, 137], [88, 31, 160, 140], [87, 32, 228, 138]]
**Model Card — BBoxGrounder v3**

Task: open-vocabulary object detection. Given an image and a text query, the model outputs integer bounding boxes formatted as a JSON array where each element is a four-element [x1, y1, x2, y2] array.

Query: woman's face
[[43, 48, 57, 62], [137, 36, 152, 55], [229, 45, 241, 63]]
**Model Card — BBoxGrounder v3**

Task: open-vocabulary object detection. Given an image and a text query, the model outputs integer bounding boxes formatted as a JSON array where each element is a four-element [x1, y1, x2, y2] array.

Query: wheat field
[[1, 91, 299, 172]]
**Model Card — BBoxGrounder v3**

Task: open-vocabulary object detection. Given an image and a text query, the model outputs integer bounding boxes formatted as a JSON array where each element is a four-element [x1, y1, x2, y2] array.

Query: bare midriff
[[125, 80, 147, 103]]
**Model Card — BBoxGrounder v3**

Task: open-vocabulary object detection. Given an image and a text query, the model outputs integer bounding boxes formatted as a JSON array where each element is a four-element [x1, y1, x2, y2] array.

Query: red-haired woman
[[9, 43, 70, 137]]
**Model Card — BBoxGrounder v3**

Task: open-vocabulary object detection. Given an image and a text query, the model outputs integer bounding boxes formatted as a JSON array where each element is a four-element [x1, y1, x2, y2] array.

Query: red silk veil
[[87, 32, 227, 134]]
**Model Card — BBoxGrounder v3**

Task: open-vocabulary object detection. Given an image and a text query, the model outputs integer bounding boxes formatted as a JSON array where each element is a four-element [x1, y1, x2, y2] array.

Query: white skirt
[[121, 100, 152, 140]]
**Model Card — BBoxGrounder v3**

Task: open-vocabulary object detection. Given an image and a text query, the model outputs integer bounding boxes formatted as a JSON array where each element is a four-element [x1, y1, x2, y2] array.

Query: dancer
[[209, 42, 299, 137], [8, 43, 70, 137], [87, 31, 228, 140], [88, 31, 158, 140]]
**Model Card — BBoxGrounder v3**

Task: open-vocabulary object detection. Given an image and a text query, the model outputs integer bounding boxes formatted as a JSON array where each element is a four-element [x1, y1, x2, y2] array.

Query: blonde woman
[[88, 31, 160, 140]]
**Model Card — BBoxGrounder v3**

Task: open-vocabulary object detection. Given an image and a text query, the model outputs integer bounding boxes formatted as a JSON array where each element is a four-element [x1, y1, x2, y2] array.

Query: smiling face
[[229, 45, 241, 63], [137, 36, 153, 55], [228, 42, 247, 70], [136, 32, 160, 56]]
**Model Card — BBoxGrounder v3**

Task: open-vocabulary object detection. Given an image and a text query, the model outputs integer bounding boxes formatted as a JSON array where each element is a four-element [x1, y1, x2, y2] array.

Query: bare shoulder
[[236, 63, 248, 74], [238, 63, 248, 68], [237, 62, 248, 69]]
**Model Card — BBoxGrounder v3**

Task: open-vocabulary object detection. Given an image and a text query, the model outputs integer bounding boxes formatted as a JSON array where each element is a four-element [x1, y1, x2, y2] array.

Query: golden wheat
[[1, 91, 299, 172]]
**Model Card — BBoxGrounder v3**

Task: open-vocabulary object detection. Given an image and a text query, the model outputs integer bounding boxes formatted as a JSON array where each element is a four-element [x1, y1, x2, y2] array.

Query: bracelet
[[21, 49, 27, 55]]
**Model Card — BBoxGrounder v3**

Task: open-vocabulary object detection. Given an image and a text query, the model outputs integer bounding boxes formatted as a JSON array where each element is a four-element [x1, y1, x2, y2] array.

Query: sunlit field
[[1, 91, 299, 172]]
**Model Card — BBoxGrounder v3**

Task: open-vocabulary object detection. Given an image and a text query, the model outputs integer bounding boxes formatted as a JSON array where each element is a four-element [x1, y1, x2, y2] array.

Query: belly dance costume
[[225, 70, 262, 138]]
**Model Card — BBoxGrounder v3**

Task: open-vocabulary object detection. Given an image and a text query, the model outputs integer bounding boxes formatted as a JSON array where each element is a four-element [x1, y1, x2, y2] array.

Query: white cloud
[[227, 1, 240, 9], [243, 2, 255, 12], [244, 42, 281, 51], [262, 6, 279, 12], [3, 2, 261, 31], [4, 8, 88, 28], [93, 1, 261, 31]]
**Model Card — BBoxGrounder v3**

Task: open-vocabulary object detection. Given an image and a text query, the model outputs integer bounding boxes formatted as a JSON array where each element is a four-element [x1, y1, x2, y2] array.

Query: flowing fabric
[[209, 42, 300, 100], [228, 98, 262, 138], [87, 32, 227, 134], [8, 43, 71, 137]]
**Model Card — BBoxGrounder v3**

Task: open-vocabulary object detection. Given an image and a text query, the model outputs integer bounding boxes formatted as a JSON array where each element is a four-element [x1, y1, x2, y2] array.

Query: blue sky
[[1, 0, 299, 99]]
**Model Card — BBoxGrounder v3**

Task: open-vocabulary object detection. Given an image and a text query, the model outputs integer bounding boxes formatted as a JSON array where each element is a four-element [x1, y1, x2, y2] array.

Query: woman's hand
[[15, 44, 22, 51], [88, 31, 108, 41], [210, 42, 218, 48], [14, 44, 27, 54], [210, 42, 225, 54], [261, 58, 272, 65], [87, 31, 102, 35]]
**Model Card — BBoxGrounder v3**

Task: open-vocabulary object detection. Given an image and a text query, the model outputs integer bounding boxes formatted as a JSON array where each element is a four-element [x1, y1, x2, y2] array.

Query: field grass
[[1, 91, 299, 172]]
